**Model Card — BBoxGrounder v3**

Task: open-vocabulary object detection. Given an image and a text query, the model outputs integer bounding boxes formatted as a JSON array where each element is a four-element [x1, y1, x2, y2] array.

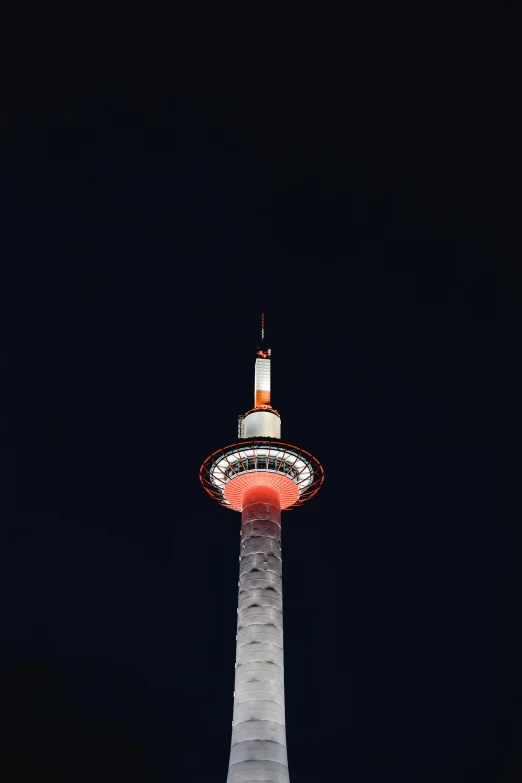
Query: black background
[[2, 3, 520, 780]]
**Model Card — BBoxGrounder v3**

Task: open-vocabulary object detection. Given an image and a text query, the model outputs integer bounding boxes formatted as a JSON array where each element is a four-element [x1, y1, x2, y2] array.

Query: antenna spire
[[261, 311, 265, 342]]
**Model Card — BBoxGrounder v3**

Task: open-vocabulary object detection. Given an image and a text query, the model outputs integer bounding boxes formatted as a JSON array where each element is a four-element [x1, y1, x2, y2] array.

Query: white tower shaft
[[227, 486, 290, 783]]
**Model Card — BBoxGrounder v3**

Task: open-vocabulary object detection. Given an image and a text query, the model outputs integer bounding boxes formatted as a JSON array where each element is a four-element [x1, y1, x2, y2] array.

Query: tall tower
[[200, 316, 324, 783]]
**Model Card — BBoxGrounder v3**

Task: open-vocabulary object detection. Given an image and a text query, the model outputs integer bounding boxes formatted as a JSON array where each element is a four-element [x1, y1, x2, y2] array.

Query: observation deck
[[200, 439, 324, 511]]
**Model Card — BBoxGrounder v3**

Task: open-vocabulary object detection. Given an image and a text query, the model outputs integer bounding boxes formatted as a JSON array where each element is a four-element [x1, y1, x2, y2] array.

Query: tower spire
[[255, 313, 271, 411]]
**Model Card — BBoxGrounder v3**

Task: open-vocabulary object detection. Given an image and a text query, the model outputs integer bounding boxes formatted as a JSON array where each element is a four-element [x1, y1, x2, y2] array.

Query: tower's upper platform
[[200, 440, 323, 511]]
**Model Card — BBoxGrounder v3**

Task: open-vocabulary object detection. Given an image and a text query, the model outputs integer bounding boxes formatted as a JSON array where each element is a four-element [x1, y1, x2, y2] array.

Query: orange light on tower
[[200, 315, 324, 783], [254, 314, 271, 407]]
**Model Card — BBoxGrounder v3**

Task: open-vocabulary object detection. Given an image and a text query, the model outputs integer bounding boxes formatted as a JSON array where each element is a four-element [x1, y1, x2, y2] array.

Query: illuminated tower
[[200, 315, 324, 783]]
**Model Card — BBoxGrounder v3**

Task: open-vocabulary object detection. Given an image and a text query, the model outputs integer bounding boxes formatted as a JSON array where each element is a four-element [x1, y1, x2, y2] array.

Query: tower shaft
[[227, 486, 290, 783]]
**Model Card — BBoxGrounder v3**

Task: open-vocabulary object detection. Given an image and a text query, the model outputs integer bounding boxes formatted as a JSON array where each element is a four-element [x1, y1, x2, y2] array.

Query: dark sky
[[2, 4, 520, 781]]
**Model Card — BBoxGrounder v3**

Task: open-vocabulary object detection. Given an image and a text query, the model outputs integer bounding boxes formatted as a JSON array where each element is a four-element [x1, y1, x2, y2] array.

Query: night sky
[[3, 4, 520, 781]]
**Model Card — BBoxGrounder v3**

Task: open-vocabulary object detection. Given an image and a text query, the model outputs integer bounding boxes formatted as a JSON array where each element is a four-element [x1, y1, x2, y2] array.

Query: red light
[[224, 472, 299, 511]]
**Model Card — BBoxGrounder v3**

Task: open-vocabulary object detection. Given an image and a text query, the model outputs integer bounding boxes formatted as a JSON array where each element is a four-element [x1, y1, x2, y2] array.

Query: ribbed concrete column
[[227, 485, 290, 783]]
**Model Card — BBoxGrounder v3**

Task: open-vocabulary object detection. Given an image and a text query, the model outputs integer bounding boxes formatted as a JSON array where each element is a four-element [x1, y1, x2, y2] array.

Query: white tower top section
[[254, 356, 271, 408], [241, 314, 281, 440]]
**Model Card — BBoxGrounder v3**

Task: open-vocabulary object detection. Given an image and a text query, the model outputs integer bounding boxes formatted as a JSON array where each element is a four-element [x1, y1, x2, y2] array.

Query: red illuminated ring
[[199, 440, 324, 512]]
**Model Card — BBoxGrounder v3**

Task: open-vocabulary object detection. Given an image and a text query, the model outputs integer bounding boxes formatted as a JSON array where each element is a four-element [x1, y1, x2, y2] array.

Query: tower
[[200, 316, 324, 783]]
